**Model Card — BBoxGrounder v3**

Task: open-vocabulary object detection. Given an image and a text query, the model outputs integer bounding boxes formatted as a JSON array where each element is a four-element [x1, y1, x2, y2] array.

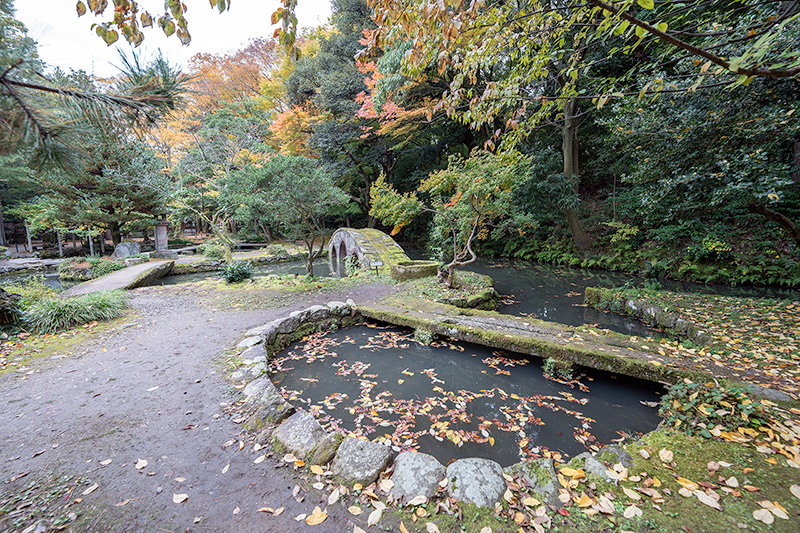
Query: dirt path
[[0, 281, 398, 532]]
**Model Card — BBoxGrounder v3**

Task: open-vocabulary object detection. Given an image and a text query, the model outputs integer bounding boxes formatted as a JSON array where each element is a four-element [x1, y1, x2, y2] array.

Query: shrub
[[659, 379, 766, 437], [198, 243, 225, 260], [90, 258, 125, 277], [23, 290, 129, 333], [220, 260, 253, 283], [413, 327, 434, 345], [686, 236, 733, 262], [265, 243, 289, 256], [3, 277, 55, 308]]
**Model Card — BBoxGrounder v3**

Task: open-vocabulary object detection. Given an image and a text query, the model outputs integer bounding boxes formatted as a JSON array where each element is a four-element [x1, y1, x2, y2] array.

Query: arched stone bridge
[[328, 228, 410, 277]]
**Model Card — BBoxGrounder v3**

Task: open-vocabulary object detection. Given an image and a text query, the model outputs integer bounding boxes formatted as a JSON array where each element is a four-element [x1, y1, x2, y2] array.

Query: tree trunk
[[0, 198, 6, 247], [110, 222, 122, 246], [561, 98, 593, 253], [748, 202, 800, 245]]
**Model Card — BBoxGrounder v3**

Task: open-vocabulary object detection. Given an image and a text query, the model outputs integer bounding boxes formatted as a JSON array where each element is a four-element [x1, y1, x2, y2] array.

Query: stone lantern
[[154, 214, 169, 253]]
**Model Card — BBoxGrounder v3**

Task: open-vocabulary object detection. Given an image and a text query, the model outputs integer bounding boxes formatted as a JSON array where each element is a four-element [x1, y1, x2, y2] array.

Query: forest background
[[1, 0, 798, 287]]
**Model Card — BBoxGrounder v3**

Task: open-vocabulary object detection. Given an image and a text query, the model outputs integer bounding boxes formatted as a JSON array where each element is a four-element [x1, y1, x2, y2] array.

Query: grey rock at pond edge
[[237, 336, 263, 350], [601, 445, 633, 468], [446, 458, 505, 508], [245, 320, 280, 344], [390, 451, 445, 501], [290, 305, 331, 322], [309, 433, 344, 466], [747, 384, 793, 402], [275, 315, 300, 334], [331, 437, 393, 486], [231, 362, 267, 381], [505, 458, 559, 506], [238, 344, 267, 365], [243, 376, 294, 427], [273, 411, 327, 459], [111, 241, 141, 260], [573, 452, 612, 482], [326, 301, 351, 317]]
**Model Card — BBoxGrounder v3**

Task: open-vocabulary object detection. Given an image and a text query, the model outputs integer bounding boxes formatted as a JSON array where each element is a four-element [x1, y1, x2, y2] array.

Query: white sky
[[16, 1, 333, 78]]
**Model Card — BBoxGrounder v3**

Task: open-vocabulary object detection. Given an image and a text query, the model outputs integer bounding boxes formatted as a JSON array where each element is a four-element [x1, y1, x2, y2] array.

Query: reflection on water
[[272, 323, 664, 467]]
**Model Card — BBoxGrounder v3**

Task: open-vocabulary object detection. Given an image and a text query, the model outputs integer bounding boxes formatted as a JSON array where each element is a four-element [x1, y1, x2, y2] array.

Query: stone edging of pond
[[169, 251, 313, 276], [584, 287, 712, 345], [228, 301, 637, 509]]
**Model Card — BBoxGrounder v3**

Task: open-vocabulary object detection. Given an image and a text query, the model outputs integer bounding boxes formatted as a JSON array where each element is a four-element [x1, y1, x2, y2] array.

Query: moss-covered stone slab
[[61, 260, 175, 297], [357, 296, 757, 390], [390, 260, 439, 281]]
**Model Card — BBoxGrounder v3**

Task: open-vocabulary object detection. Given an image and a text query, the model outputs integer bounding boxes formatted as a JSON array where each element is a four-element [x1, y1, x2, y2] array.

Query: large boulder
[[272, 411, 326, 459], [243, 376, 294, 427], [112, 241, 141, 260], [391, 452, 445, 501], [446, 458, 505, 508], [331, 437, 393, 486]]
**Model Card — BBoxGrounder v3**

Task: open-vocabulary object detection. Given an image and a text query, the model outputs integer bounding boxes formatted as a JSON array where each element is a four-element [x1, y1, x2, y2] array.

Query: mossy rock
[[309, 432, 344, 465]]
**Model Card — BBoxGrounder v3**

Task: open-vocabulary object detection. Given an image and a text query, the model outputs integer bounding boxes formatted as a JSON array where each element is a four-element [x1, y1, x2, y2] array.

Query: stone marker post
[[154, 215, 169, 253]]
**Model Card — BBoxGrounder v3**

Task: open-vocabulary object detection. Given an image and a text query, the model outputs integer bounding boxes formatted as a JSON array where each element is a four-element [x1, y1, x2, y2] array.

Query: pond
[[271, 322, 663, 467]]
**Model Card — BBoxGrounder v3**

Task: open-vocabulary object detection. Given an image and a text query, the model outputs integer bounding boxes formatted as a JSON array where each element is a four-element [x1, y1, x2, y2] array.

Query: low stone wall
[[584, 287, 712, 344], [228, 301, 633, 509], [167, 251, 310, 276], [390, 260, 439, 281]]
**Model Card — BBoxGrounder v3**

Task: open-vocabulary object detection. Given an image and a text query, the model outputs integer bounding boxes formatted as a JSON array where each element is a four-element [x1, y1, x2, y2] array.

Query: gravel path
[[0, 281, 397, 532]]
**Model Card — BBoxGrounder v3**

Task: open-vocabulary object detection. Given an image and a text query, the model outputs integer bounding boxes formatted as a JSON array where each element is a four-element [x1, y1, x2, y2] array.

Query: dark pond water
[[272, 323, 663, 467], [152, 261, 334, 286]]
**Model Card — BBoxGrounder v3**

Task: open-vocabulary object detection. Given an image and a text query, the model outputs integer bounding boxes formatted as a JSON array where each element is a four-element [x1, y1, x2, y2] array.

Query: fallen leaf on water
[[407, 495, 427, 506], [306, 506, 327, 525], [81, 484, 98, 495], [135, 459, 148, 470], [173, 493, 188, 504], [368, 507, 382, 526], [426, 523, 440, 533], [99, 459, 112, 466], [753, 508, 774, 524], [348, 505, 362, 515]]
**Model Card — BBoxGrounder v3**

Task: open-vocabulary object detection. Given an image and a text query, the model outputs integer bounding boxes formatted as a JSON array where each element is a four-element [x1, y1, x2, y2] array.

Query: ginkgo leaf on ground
[[368, 508, 382, 526], [306, 506, 327, 525], [173, 493, 188, 503]]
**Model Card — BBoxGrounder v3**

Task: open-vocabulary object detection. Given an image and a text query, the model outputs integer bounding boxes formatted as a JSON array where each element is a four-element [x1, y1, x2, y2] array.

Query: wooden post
[[57, 230, 63, 257]]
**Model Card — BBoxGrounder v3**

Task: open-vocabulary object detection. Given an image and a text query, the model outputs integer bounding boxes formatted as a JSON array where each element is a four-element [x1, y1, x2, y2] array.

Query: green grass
[[23, 290, 129, 334]]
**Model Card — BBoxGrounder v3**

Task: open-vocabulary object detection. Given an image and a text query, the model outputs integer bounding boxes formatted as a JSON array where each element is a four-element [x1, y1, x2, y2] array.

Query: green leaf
[[656, 22, 668, 33], [164, 21, 176, 37], [637, 0, 654, 9], [104, 29, 119, 46], [76, 1, 87, 16]]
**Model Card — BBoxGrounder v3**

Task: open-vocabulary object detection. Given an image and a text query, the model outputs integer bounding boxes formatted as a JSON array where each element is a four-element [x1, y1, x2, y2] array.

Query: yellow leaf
[[306, 506, 328, 525], [576, 493, 593, 507], [676, 477, 699, 491], [522, 496, 540, 506], [400, 522, 410, 533], [560, 467, 578, 477], [348, 506, 362, 515], [310, 465, 324, 475]]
